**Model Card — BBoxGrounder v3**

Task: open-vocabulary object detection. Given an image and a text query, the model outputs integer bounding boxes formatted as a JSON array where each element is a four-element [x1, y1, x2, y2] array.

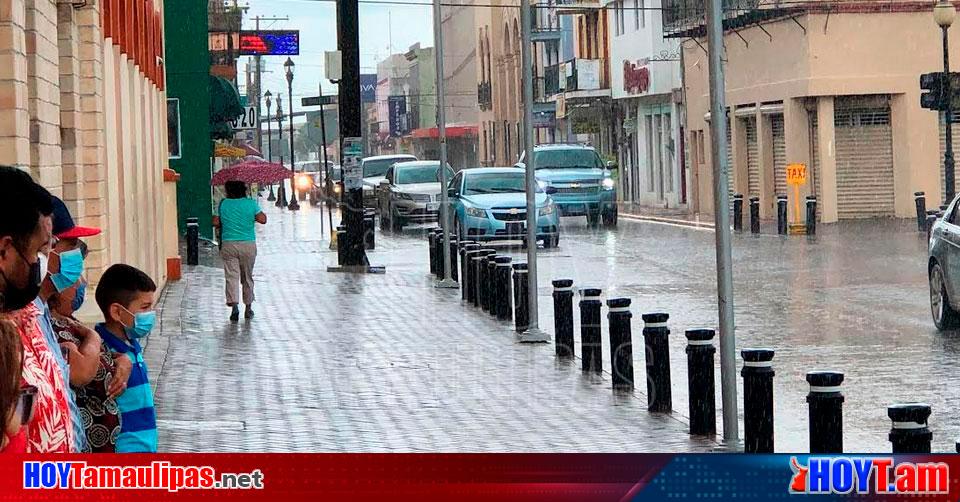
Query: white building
[[606, 0, 684, 209]]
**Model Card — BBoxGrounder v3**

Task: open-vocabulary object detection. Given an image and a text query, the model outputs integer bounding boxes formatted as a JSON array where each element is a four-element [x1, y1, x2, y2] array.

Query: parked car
[[377, 161, 455, 231], [929, 196, 960, 330], [361, 154, 417, 206], [294, 160, 340, 205], [448, 167, 560, 248], [517, 144, 617, 227]]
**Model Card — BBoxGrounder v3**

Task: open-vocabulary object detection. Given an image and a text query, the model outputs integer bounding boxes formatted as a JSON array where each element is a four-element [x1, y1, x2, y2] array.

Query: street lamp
[[937, 0, 957, 202], [264, 90, 275, 201], [276, 94, 288, 208], [285, 57, 300, 211]]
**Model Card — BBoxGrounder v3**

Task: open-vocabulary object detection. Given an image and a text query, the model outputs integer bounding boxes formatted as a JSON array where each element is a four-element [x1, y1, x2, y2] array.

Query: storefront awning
[[408, 125, 478, 139]]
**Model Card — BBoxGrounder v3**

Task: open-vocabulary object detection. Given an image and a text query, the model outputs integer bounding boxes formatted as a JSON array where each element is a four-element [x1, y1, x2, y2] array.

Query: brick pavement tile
[[145, 204, 714, 453]]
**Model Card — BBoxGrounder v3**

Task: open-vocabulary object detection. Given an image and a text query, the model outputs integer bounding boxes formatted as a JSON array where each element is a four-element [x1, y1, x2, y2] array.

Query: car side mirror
[[447, 188, 457, 198], [606, 161, 617, 170], [545, 186, 558, 195], [379, 179, 390, 186]]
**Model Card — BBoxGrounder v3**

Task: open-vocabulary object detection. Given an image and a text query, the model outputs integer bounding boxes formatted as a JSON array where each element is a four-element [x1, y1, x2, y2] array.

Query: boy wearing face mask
[[93, 264, 158, 453]]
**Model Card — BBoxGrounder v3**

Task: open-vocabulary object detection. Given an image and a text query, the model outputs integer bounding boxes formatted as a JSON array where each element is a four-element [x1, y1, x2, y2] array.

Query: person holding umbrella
[[213, 181, 267, 322]]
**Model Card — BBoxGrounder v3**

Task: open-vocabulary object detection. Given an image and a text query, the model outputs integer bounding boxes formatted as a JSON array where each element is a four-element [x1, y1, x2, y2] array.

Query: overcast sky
[[242, 0, 434, 117]]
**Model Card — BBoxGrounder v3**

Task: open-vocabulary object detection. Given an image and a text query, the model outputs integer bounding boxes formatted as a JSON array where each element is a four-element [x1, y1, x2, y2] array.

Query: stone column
[[0, 0, 31, 169], [816, 96, 838, 224], [25, 0, 62, 192], [58, 3, 81, 215], [77, 3, 107, 281], [758, 109, 774, 218], [784, 98, 811, 224]]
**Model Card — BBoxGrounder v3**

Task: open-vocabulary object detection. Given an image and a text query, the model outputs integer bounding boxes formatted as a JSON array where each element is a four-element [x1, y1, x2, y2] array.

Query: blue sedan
[[447, 167, 560, 248]]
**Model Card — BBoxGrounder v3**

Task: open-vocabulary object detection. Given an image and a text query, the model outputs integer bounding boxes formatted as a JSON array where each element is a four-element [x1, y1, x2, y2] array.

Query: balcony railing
[[662, 0, 761, 35], [543, 64, 561, 97], [555, 58, 606, 93], [555, 0, 603, 15]]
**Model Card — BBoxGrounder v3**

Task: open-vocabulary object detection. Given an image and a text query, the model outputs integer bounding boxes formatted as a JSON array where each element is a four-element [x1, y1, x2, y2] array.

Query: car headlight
[[538, 203, 555, 216], [465, 207, 487, 218], [602, 178, 615, 190], [333, 184, 342, 194], [295, 174, 312, 191], [537, 179, 548, 191]]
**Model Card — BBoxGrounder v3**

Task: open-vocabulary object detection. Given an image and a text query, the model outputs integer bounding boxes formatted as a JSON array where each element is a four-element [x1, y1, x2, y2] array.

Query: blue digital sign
[[239, 30, 300, 56]]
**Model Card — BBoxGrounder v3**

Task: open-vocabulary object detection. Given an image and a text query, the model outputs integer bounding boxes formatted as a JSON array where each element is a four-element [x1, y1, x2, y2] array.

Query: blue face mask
[[122, 307, 156, 339], [50, 248, 84, 293], [71, 282, 86, 312]]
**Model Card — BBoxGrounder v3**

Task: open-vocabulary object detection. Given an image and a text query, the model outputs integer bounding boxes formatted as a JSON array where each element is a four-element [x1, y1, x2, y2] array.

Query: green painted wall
[[165, 0, 213, 239]]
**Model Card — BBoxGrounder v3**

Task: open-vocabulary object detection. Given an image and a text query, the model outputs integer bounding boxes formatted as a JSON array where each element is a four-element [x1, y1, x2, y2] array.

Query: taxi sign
[[786, 163, 807, 186]]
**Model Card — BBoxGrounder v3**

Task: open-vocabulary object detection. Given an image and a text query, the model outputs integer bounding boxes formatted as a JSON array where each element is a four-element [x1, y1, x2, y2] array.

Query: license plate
[[426, 202, 439, 211], [506, 222, 525, 235]]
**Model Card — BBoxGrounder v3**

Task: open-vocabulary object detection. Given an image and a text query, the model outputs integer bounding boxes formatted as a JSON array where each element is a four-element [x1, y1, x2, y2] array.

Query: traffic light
[[920, 72, 960, 111]]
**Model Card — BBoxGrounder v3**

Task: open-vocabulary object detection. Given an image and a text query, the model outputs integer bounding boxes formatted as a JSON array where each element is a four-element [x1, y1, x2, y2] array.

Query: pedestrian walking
[[214, 181, 267, 322]]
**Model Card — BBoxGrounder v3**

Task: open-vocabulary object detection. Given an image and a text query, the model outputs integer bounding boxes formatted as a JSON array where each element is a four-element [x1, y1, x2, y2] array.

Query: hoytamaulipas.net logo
[[789, 456, 948, 495], [23, 461, 264, 492]]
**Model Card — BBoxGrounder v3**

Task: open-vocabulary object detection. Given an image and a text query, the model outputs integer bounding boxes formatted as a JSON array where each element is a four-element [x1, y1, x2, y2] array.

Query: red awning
[[408, 125, 478, 139]]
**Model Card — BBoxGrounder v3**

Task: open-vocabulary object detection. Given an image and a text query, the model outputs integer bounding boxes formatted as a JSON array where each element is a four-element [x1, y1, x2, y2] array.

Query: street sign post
[[302, 95, 338, 107], [787, 163, 807, 232], [230, 106, 258, 131]]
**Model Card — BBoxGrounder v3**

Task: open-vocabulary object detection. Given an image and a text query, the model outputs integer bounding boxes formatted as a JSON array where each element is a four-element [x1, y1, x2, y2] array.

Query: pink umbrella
[[210, 160, 293, 185]]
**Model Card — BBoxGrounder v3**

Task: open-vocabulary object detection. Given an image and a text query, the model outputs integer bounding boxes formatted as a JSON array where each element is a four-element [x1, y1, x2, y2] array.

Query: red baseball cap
[[51, 196, 101, 239]]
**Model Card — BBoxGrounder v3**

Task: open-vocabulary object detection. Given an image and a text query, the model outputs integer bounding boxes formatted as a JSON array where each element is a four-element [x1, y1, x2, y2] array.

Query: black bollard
[[363, 210, 376, 250], [447, 237, 460, 281], [741, 348, 775, 453], [685, 329, 716, 436], [805, 196, 817, 236], [433, 229, 446, 278], [485, 256, 499, 316], [579, 288, 603, 373], [473, 249, 495, 308], [608, 298, 634, 391], [888, 403, 933, 454], [428, 229, 439, 275], [806, 371, 844, 454], [733, 194, 744, 232], [460, 243, 480, 300], [336, 225, 347, 265], [186, 217, 199, 266], [495, 256, 513, 321], [749, 196, 760, 234], [642, 313, 672, 412], [777, 195, 788, 235], [513, 264, 529, 333], [478, 252, 493, 310], [463, 248, 482, 304], [552, 279, 575, 357], [915, 192, 927, 232]]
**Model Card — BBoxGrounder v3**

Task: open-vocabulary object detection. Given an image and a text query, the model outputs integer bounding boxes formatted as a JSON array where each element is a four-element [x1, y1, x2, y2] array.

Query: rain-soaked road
[[397, 213, 946, 453]]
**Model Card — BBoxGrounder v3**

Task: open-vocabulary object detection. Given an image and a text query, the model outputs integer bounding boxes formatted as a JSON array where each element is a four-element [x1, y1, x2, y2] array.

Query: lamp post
[[265, 90, 276, 201], [285, 57, 300, 211], [937, 0, 957, 202], [276, 95, 288, 208]]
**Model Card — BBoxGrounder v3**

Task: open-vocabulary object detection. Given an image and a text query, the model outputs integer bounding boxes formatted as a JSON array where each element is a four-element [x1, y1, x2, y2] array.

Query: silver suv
[[378, 161, 454, 231]]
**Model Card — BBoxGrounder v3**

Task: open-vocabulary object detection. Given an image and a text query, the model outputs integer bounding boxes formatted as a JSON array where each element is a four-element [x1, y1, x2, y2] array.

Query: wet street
[[147, 199, 953, 453]]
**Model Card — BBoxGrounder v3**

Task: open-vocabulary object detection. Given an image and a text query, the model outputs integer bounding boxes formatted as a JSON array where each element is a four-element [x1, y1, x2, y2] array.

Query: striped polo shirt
[[95, 324, 157, 453]]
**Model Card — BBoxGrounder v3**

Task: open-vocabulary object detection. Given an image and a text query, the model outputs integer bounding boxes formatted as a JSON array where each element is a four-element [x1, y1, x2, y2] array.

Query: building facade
[[607, 0, 684, 208], [679, 1, 956, 222], [0, 0, 179, 294], [476, 0, 522, 166]]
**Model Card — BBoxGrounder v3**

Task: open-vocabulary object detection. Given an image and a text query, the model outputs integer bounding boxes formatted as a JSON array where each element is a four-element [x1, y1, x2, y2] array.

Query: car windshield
[[363, 157, 412, 177], [396, 165, 455, 185], [301, 162, 320, 173], [533, 149, 602, 170], [464, 173, 539, 195]]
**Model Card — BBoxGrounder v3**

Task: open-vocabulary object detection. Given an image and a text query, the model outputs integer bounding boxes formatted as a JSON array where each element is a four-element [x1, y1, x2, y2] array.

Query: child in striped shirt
[[93, 264, 158, 453]]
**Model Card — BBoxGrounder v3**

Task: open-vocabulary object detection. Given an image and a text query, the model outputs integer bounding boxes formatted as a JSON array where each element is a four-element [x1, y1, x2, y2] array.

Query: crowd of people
[[0, 165, 159, 453]]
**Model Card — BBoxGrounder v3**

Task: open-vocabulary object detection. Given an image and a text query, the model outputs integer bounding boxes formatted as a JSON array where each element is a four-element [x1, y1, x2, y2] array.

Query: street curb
[[619, 212, 718, 231]]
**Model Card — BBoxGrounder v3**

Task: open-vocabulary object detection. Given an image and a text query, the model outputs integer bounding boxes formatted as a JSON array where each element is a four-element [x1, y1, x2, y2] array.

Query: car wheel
[[602, 208, 618, 227], [587, 212, 600, 227], [930, 262, 960, 330], [454, 217, 465, 241], [543, 234, 560, 249]]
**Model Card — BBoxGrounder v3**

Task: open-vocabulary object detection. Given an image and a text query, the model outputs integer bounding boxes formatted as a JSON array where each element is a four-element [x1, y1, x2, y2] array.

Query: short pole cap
[[579, 288, 603, 300], [887, 403, 931, 425], [495, 256, 512, 264], [606, 298, 631, 309], [741, 348, 775, 363], [749, 196, 760, 203], [512, 263, 528, 271], [552, 278, 573, 288], [806, 371, 844, 388], [733, 193, 743, 200], [915, 191, 926, 197], [777, 194, 788, 202], [641, 312, 670, 324], [685, 329, 715, 342], [806, 195, 817, 201]]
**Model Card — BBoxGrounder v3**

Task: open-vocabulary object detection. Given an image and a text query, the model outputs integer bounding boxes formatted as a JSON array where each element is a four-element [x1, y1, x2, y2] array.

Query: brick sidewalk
[[144, 202, 715, 453]]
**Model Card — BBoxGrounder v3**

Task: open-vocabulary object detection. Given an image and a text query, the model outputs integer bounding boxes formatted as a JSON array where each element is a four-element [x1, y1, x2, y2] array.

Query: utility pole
[[337, 0, 369, 266], [433, 0, 456, 288], [705, 0, 740, 448], [252, 15, 289, 156]]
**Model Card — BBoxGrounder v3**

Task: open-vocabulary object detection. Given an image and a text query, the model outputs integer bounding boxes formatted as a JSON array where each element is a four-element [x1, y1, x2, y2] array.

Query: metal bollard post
[[448, 238, 460, 281], [750, 196, 760, 234], [495, 256, 513, 321], [806, 371, 844, 454], [479, 252, 495, 311], [805, 196, 817, 236], [888, 403, 933, 454], [428, 229, 439, 275], [642, 313, 672, 412], [552, 279, 575, 357], [607, 298, 634, 391], [473, 249, 494, 308], [363, 210, 376, 250], [742, 348, 775, 453], [460, 243, 480, 300], [486, 256, 499, 316], [463, 248, 482, 304], [186, 217, 199, 266], [777, 195, 788, 235], [513, 264, 529, 333], [733, 194, 744, 232], [336, 225, 346, 265], [685, 329, 716, 436], [915, 192, 927, 232], [579, 288, 603, 373]]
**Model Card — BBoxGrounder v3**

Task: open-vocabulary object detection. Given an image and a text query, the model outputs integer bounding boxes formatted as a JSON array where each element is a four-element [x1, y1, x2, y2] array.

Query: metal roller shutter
[[772, 115, 787, 197], [834, 100, 895, 219], [938, 115, 960, 204], [726, 119, 735, 207], [809, 113, 822, 220], [746, 118, 759, 197]]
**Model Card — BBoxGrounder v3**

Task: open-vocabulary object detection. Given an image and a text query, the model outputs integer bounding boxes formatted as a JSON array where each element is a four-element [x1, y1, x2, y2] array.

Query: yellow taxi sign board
[[787, 163, 807, 186]]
